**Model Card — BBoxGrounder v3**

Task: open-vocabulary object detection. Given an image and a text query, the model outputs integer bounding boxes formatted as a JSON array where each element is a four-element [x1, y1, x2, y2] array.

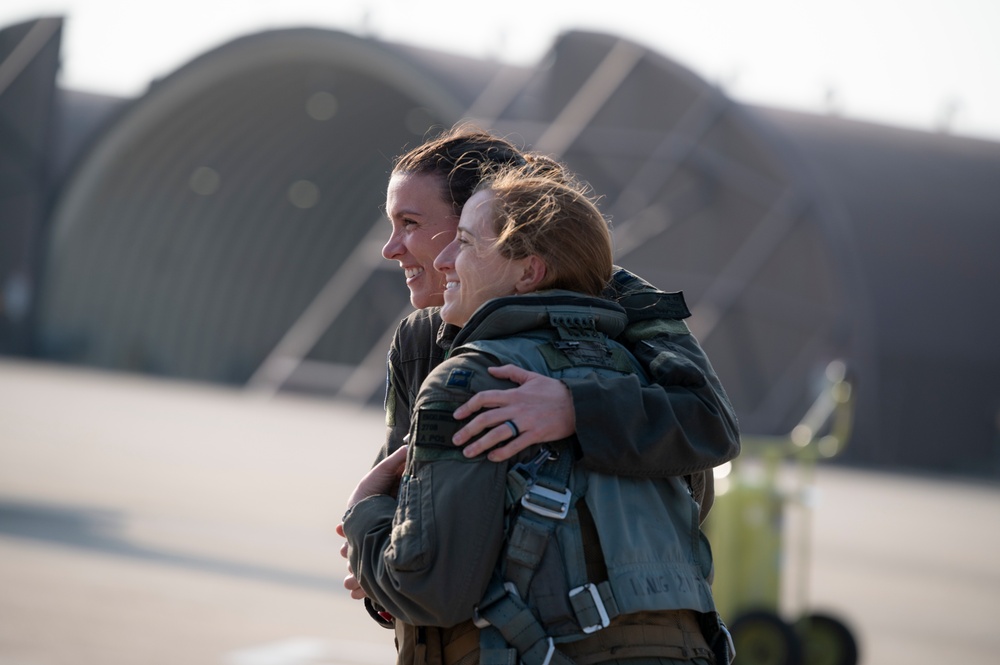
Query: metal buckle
[[472, 606, 491, 629], [511, 447, 553, 484], [569, 583, 610, 633], [539, 637, 555, 665], [521, 484, 571, 519], [721, 623, 736, 663]]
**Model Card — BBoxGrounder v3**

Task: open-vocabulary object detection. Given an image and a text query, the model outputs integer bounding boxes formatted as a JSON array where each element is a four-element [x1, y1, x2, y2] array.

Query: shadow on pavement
[[0, 498, 339, 592]]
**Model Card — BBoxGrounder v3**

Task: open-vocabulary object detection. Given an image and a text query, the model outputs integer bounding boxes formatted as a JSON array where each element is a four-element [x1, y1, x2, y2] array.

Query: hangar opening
[[5, 19, 999, 477]]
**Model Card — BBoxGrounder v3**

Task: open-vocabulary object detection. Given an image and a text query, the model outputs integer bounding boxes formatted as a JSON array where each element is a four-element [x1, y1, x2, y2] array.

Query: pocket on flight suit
[[387, 474, 435, 571]]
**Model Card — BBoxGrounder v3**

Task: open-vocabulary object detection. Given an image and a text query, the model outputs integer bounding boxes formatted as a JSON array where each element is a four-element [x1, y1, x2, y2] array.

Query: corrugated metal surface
[[36, 29, 470, 383], [489, 32, 851, 434], [756, 107, 1000, 474]]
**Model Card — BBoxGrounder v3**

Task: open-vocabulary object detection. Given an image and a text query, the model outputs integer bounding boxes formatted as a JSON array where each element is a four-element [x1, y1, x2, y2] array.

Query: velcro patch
[[413, 409, 462, 449], [540, 340, 631, 373], [619, 291, 691, 322], [622, 318, 690, 345], [446, 368, 473, 388]]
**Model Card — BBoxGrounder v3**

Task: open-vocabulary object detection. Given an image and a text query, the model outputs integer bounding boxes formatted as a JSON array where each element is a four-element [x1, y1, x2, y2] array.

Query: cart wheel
[[730, 610, 804, 665], [795, 612, 859, 665]]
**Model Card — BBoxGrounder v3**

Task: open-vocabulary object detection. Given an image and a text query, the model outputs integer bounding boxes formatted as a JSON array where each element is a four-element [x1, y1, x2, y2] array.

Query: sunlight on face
[[434, 190, 528, 326], [382, 172, 459, 309]]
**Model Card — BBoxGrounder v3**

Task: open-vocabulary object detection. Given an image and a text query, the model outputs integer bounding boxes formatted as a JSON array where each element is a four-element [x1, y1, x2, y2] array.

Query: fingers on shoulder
[[487, 363, 528, 381]]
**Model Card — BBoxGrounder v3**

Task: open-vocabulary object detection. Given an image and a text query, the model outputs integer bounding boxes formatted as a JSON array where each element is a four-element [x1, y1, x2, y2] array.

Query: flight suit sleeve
[[565, 269, 740, 479], [375, 311, 438, 466], [343, 353, 510, 628], [565, 330, 739, 477], [376, 333, 411, 466]]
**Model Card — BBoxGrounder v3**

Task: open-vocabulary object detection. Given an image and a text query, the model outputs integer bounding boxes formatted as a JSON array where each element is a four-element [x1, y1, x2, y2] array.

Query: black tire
[[730, 610, 804, 665], [795, 612, 859, 665]]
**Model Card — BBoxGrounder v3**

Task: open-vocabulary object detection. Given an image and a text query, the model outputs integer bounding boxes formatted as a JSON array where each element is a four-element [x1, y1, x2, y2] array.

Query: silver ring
[[504, 420, 520, 439]]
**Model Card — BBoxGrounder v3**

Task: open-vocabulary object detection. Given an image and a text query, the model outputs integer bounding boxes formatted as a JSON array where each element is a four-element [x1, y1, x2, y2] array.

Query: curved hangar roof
[[36, 28, 1000, 476], [38, 27, 491, 385]]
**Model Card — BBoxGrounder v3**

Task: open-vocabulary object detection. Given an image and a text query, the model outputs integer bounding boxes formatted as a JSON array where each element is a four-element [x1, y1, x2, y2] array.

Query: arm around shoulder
[[569, 285, 740, 478]]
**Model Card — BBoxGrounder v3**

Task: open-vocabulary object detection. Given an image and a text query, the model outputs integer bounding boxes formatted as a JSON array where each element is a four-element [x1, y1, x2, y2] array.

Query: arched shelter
[[23, 26, 1000, 476]]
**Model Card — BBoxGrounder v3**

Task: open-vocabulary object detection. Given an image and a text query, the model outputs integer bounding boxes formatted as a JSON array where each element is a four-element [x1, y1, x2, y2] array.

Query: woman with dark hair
[[375, 124, 737, 480], [343, 167, 732, 664]]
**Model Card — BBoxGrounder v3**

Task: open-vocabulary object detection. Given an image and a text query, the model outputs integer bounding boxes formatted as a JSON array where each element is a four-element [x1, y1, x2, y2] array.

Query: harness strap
[[505, 511, 558, 593], [503, 447, 575, 596], [478, 621, 518, 665], [477, 581, 576, 665], [477, 444, 628, 665]]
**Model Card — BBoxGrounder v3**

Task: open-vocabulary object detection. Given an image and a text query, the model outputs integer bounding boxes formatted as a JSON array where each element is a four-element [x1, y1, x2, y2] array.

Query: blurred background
[[1, 2, 999, 664]]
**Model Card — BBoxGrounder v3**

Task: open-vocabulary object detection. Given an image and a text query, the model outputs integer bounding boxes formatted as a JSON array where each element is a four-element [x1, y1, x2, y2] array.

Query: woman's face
[[382, 172, 459, 309], [434, 190, 533, 327]]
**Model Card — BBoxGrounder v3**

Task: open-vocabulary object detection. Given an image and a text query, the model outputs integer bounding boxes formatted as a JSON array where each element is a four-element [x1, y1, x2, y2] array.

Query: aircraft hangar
[[3, 17, 999, 477]]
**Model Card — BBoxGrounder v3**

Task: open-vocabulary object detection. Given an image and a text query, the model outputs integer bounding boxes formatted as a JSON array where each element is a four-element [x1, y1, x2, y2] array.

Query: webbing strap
[[503, 448, 575, 597], [505, 511, 557, 593], [548, 313, 600, 342], [477, 446, 630, 663], [477, 582, 576, 665], [478, 626, 518, 665]]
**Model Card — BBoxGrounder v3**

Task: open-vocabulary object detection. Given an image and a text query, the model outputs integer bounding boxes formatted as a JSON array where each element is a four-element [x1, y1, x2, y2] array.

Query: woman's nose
[[382, 229, 403, 260], [434, 240, 456, 272]]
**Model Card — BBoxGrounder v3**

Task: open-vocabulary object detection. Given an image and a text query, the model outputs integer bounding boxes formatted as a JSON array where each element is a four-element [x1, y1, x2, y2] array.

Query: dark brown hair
[[392, 124, 567, 214]]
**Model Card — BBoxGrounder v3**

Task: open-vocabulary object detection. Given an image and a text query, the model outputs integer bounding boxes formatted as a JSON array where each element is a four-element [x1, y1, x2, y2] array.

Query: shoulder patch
[[410, 406, 479, 462], [412, 408, 462, 449], [446, 368, 474, 388]]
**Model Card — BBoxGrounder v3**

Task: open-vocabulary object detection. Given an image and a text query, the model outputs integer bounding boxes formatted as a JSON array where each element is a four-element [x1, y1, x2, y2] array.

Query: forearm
[[343, 494, 441, 623], [585, 270, 740, 477], [566, 372, 739, 477], [343, 449, 507, 627]]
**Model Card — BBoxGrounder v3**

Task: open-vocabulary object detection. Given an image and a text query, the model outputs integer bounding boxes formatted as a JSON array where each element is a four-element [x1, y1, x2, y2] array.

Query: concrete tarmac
[[1, 359, 998, 664]]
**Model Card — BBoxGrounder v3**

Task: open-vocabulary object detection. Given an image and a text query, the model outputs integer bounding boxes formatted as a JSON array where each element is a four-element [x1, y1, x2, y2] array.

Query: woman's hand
[[346, 444, 408, 510], [451, 365, 575, 461], [335, 523, 368, 600], [337, 445, 409, 600]]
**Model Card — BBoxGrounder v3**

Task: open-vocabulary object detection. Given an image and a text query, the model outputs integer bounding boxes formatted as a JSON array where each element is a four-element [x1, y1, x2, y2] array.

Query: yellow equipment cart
[[705, 361, 859, 665]]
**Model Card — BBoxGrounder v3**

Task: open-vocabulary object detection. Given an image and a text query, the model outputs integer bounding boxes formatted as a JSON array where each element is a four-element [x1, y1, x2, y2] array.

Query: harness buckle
[[569, 583, 611, 633], [521, 484, 572, 519], [539, 637, 556, 665], [511, 446, 554, 484], [472, 609, 490, 629]]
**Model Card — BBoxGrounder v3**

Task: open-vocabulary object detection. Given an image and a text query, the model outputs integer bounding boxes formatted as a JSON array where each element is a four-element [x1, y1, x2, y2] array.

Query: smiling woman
[[381, 171, 460, 309], [381, 127, 532, 310], [343, 163, 733, 665], [435, 189, 535, 326], [434, 168, 613, 327]]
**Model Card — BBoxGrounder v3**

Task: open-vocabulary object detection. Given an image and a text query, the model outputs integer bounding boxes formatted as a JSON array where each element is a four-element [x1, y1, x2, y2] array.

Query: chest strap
[[503, 446, 572, 595], [475, 577, 574, 665], [475, 446, 626, 664]]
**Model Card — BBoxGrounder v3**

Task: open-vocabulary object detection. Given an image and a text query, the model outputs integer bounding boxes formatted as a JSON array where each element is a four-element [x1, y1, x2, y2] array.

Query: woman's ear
[[514, 255, 547, 293]]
